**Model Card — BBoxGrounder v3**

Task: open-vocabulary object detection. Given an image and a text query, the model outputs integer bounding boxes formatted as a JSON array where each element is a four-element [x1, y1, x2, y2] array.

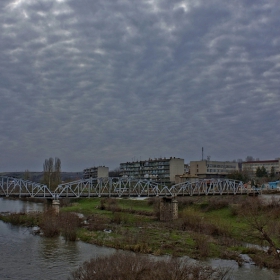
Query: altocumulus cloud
[[0, 0, 279, 171]]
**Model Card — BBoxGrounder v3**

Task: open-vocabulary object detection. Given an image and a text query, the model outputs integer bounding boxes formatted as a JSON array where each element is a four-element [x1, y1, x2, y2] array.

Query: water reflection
[[0, 219, 116, 280], [39, 236, 86, 266], [38, 236, 116, 277], [209, 258, 277, 280], [1, 197, 280, 279], [0, 198, 116, 279], [0, 197, 44, 213]]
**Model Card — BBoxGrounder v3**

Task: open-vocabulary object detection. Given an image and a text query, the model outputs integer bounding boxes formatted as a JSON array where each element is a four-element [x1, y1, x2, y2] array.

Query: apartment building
[[83, 166, 109, 179], [120, 157, 184, 183], [190, 160, 238, 179], [242, 159, 280, 177]]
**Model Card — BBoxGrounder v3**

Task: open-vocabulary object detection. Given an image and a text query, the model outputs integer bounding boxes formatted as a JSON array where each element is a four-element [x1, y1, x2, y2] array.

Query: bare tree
[[109, 167, 122, 177], [241, 198, 280, 258], [23, 169, 31, 180], [70, 252, 230, 280], [43, 157, 61, 190], [245, 156, 255, 162], [53, 158, 61, 186]]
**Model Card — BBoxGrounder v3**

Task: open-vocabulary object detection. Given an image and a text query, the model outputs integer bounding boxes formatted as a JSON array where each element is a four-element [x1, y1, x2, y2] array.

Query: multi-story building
[[83, 166, 109, 179], [120, 157, 184, 183], [189, 160, 238, 179], [242, 159, 280, 177], [184, 164, 190, 174]]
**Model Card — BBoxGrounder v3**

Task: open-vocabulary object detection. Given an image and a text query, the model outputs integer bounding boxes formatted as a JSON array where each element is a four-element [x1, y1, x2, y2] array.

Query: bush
[[39, 209, 81, 240], [99, 198, 120, 211], [179, 209, 230, 238], [70, 253, 230, 280], [191, 233, 210, 259], [0, 212, 41, 226], [59, 212, 81, 241], [111, 212, 130, 224], [248, 250, 280, 269], [86, 214, 110, 231], [203, 198, 230, 211], [60, 198, 72, 207], [176, 197, 196, 209], [39, 209, 60, 237]]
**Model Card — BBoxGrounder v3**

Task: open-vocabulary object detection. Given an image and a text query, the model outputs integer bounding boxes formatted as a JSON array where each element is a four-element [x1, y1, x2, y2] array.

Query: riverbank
[[1, 195, 280, 269]]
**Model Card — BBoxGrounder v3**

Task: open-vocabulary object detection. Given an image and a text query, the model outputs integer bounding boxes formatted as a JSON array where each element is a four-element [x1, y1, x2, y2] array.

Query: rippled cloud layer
[[0, 0, 279, 171]]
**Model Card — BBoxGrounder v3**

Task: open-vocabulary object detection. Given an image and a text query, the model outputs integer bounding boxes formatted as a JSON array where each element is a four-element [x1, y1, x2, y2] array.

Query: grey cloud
[[0, 0, 279, 171]]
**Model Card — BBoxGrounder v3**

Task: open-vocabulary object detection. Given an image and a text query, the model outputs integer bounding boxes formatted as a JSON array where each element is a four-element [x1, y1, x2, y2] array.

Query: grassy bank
[[63, 195, 280, 268], [2, 195, 280, 268]]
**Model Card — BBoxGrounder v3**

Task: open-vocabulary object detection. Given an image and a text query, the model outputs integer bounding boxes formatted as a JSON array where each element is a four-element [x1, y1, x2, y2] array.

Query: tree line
[[255, 166, 275, 178], [227, 165, 278, 187]]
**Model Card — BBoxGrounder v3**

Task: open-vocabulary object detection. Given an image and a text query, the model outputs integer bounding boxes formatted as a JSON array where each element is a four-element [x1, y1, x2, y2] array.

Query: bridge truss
[[0, 176, 250, 199], [54, 177, 171, 198], [0, 176, 53, 198], [169, 179, 245, 196], [54, 178, 247, 198]]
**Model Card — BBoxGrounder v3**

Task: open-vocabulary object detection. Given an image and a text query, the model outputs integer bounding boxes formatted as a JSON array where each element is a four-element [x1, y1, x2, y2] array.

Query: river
[[0, 197, 279, 280], [0, 198, 116, 280]]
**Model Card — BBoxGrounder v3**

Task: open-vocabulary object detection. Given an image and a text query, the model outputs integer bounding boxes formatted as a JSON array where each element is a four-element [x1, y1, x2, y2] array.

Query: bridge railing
[[0, 176, 53, 198]]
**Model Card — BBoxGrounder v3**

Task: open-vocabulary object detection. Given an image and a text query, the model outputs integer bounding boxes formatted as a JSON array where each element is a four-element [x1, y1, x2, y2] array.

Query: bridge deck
[[0, 176, 260, 199]]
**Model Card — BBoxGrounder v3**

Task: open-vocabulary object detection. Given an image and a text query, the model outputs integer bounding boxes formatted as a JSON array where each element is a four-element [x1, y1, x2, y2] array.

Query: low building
[[120, 157, 184, 183], [242, 159, 280, 177], [174, 173, 199, 184], [268, 181, 280, 189], [189, 160, 238, 179], [83, 166, 109, 179]]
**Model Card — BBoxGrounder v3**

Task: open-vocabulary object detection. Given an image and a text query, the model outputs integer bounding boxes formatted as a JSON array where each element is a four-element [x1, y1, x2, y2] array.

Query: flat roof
[[243, 160, 278, 164]]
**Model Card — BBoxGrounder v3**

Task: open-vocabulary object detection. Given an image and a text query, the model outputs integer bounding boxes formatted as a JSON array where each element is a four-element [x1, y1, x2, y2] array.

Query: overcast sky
[[0, 0, 279, 172]]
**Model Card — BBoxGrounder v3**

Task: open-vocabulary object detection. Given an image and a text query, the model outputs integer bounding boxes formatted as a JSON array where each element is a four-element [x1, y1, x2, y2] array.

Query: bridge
[[0, 176, 53, 198], [0, 176, 258, 199]]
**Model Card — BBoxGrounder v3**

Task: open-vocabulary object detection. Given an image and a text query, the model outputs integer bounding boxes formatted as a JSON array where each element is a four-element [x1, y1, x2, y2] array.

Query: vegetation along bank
[[1, 195, 280, 270]]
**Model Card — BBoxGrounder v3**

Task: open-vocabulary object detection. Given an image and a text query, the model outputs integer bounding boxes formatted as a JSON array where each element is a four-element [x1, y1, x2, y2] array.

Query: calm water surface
[[0, 198, 115, 280], [0, 197, 279, 280]]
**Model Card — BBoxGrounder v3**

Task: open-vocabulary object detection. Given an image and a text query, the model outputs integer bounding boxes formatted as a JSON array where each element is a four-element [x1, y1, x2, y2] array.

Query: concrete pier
[[160, 197, 178, 221], [52, 200, 60, 214]]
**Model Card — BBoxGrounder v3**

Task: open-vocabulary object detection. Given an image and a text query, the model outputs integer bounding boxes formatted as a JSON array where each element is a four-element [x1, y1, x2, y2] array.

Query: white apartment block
[[242, 159, 280, 176], [120, 157, 184, 183], [190, 160, 238, 179], [83, 166, 109, 179]]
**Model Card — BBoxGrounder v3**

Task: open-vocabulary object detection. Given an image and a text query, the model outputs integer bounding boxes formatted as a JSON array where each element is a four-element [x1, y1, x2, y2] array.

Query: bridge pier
[[52, 200, 60, 214], [46, 199, 60, 214], [160, 197, 178, 221]]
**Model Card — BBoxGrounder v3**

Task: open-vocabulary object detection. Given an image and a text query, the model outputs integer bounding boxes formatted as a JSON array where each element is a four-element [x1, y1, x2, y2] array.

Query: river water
[[0, 197, 279, 280], [0, 198, 116, 280]]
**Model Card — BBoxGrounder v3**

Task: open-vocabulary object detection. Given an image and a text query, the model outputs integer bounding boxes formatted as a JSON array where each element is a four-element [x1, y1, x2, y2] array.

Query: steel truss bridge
[[0, 176, 257, 199], [0, 176, 53, 198]]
